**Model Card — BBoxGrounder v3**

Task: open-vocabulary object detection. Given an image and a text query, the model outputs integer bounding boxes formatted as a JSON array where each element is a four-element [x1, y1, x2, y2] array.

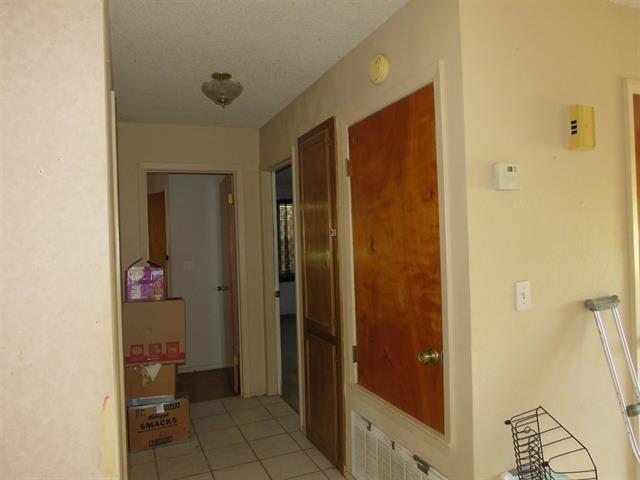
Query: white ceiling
[[109, 0, 409, 128]]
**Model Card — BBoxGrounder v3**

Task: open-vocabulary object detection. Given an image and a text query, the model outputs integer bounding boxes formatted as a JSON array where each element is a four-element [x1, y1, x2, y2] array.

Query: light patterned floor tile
[[128, 448, 155, 466], [258, 395, 285, 406], [213, 461, 271, 480], [305, 448, 333, 470], [229, 405, 272, 425], [324, 469, 347, 479], [289, 431, 313, 449], [239, 418, 285, 440], [250, 433, 301, 459], [181, 474, 213, 480], [156, 451, 209, 480], [198, 425, 245, 450], [154, 437, 201, 460], [204, 441, 256, 470], [129, 462, 158, 480], [266, 402, 297, 418], [192, 413, 235, 434], [277, 414, 300, 432], [262, 451, 319, 480], [291, 473, 328, 480], [190, 399, 225, 419], [221, 396, 262, 412]]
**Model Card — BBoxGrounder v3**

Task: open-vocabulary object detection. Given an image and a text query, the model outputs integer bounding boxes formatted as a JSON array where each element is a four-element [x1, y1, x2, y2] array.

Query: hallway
[[128, 396, 345, 480]]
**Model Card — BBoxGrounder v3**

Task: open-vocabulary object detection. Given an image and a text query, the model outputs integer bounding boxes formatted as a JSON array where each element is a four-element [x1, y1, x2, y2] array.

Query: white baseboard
[[178, 362, 232, 374]]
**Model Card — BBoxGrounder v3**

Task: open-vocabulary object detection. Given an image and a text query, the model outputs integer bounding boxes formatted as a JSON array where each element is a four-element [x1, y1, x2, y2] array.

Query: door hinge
[[352, 345, 358, 363], [345, 158, 351, 177], [275, 291, 280, 298], [329, 228, 337, 237], [228, 192, 235, 205]]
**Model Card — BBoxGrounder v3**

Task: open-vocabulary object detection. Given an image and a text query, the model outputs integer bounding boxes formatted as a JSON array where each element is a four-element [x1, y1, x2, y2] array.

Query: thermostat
[[493, 163, 520, 190]]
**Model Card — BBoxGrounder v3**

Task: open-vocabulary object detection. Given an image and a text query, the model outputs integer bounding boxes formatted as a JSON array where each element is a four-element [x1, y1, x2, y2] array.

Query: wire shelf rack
[[505, 407, 597, 480]]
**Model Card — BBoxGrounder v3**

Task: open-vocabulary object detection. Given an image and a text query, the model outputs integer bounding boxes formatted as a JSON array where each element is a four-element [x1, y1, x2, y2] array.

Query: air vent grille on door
[[351, 413, 447, 480]]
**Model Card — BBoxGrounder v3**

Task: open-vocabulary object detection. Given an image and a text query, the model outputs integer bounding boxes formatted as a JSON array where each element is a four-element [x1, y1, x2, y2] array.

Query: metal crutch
[[584, 295, 640, 463]]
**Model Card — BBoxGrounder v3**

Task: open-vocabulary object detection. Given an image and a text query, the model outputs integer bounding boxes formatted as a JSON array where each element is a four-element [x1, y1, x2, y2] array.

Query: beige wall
[[459, 0, 640, 478], [115, 122, 267, 395], [0, 1, 120, 478], [260, 1, 474, 477]]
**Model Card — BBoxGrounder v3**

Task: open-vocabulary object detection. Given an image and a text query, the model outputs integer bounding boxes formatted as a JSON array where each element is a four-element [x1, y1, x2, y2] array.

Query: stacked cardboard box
[[123, 292, 190, 451]]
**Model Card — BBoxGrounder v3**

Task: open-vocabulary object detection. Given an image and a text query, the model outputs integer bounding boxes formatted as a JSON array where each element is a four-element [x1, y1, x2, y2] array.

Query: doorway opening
[[273, 164, 299, 412], [146, 172, 241, 402]]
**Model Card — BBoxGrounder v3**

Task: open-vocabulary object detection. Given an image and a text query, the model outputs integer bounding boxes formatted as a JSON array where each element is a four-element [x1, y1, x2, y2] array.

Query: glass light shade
[[201, 72, 243, 108]]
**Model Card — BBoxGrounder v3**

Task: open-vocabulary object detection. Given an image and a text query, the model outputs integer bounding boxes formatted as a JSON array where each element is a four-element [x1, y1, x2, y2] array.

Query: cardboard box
[[123, 299, 186, 365], [125, 260, 165, 302], [128, 398, 190, 451], [125, 364, 176, 401]]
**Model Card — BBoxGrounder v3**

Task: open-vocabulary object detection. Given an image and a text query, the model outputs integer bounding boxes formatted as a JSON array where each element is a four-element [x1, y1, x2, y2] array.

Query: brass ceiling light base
[[202, 72, 243, 108], [211, 72, 231, 81]]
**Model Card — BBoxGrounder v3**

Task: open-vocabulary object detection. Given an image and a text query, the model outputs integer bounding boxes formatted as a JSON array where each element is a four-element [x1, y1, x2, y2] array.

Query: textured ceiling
[[109, 0, 409, 128], [608, 0, 640, 9]]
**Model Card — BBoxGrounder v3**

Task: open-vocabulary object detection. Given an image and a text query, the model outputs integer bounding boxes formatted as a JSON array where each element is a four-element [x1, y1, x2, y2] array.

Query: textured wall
[[0, 1, 118, 478], [459, 0, 640, 477]]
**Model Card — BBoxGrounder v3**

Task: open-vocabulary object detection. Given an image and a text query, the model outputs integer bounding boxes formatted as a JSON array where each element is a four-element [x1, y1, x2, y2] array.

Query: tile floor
[[129, 395, 347, 480]]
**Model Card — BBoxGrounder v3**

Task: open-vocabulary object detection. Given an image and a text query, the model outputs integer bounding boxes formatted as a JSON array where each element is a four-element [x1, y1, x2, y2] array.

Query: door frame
[[335, 61, 453, 460], [625, 79, 640, 372], [136, 163, 249, 394], [261, 154, 306, 427]]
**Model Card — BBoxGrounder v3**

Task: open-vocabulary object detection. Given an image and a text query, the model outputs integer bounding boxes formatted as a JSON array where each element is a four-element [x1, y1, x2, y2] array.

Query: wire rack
[[505, 407, 597, 480]]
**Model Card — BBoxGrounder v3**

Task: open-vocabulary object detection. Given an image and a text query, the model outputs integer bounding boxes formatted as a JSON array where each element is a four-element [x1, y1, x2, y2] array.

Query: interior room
[[274, 165, 299, 413], [146, 172, 239, 401], [2, 1, 640, 480]]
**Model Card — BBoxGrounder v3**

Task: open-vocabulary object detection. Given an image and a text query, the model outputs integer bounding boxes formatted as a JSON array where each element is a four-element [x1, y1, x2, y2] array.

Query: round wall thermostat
[[368, 54, 389, 85]]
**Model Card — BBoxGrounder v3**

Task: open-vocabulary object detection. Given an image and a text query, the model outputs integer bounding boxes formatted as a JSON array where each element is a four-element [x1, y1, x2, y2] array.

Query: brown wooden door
[[634, 94, 640, 214], [220, 175, 240, 395], [348, 84, 445, 433], [147, 191, 168, 295], [298, 118, 344, 470], [147, 192, 167, 268]]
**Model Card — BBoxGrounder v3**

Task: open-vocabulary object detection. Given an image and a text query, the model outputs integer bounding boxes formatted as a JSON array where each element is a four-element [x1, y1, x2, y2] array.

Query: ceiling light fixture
[[201, 72, 243, 108]]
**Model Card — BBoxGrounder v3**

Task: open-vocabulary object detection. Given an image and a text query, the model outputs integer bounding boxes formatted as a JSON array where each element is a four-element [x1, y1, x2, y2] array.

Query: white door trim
[[625, 79, 640, 376]]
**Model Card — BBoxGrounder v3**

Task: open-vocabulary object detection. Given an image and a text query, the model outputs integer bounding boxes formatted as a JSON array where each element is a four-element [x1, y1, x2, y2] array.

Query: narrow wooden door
[[298, 118, 344, 470], [348, 84, 445, 433], [634, 94, 640, 214], [147, 191, 168, 295], [220, 175, 240, 395], [147, 192, 167, 268]]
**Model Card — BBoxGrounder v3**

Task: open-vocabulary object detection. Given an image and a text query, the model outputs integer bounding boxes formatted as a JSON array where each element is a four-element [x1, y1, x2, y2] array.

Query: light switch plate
[[183, 260, 195, 271], [515, 280, 531, 311]]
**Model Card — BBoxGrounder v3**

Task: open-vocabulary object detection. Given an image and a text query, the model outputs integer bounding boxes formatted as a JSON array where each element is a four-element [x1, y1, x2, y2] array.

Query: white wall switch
[[183, 260, 195, 271], [515, 280, 531, 311]]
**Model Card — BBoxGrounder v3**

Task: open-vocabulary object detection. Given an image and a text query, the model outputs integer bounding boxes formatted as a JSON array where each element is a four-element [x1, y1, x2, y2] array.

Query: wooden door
[[634, 94, 640, 213], [220, 175, 240, 395], [147, 192, 167, 268], [348, 84, 445, 433], [298, 118, 344, 470], [147, 191, 168, 295]]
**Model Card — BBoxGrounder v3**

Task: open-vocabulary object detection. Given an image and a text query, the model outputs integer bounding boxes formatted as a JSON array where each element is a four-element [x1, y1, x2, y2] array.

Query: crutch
[[584, 295, 640, 463]]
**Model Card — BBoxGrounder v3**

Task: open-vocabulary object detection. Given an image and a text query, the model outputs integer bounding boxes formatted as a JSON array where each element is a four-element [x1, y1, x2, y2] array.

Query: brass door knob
[[418, 348, 441, 365]]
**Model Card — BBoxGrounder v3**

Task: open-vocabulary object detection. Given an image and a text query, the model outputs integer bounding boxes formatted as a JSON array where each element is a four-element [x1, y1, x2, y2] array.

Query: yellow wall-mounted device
[[368, 54, 389, 85], [569, 105, 595, 150]]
